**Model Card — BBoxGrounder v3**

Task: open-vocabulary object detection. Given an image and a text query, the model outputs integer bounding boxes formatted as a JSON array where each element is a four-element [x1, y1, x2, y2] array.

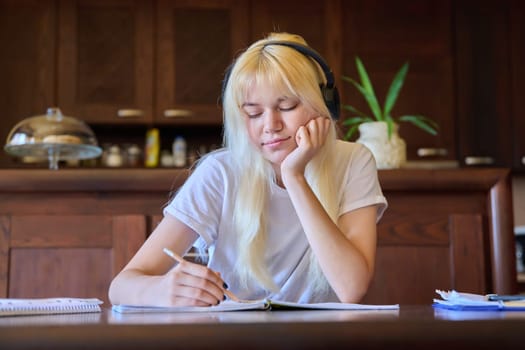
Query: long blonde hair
[[222, 33, 340, 294]]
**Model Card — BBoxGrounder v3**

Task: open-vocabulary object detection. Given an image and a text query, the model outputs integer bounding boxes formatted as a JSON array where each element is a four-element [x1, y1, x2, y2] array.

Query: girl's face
[[242, 79, 316, 169]]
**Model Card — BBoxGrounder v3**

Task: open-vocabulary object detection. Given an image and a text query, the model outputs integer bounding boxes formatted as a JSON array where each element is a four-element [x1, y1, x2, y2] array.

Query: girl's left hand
[[281, 116, 331, 179]]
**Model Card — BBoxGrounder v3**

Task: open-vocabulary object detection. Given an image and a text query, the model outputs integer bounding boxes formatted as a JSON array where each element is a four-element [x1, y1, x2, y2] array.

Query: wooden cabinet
[[0, 0, 524, 170], [0, 168, 517, 305], [454, 0, 514, 168], [57, 0, 249, 125], [58, 0, 154, 124], [0, 215, 145, 305], [155, 0, 250, 125], [363, 168, 517, 304], [510, 0, 525, 171], [340, 0, 456, 162], [0, 0, 57, 168], [0, 168, 188, 305], [458, 0, 525, 172]]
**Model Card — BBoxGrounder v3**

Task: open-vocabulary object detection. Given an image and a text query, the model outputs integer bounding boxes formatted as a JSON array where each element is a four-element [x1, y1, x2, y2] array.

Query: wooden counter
[[0, 168, 517, 305], [1, 306, 525, 350]]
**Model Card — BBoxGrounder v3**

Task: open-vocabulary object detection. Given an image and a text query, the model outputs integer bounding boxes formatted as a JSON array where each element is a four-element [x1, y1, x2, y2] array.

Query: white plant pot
[[356, 121, 407, 169]]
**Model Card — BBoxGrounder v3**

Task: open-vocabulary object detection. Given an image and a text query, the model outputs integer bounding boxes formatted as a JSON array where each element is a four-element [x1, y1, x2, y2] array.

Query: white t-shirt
[[164, 140, 387, 303]]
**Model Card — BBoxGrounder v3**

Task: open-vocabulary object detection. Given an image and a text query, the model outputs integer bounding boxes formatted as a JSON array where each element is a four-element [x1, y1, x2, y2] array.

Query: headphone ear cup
[[221, 63, 234, 104], [321, 85, 340, 120]]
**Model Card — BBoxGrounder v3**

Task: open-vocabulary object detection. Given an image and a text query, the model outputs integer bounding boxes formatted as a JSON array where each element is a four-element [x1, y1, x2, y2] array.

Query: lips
[[262, 136, 291, 146]]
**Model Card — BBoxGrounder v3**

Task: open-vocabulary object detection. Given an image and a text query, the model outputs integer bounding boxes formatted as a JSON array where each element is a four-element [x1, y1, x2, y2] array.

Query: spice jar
[[105, 145, 123, 167], [125, 144, 142, 167]]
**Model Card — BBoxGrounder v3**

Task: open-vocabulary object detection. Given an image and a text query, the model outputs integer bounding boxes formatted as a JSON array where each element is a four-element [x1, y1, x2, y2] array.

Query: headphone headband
[[222, 40, 340, 120], [263, 41, 336, 89]]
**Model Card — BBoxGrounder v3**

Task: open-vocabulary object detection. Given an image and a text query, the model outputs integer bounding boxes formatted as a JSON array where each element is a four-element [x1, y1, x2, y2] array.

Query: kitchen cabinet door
[[58, 0, 154, 124], [155, 0, 250, 125], [340, 0, 456, 162], [0, 215, 146, 305], [455, 0, 513, 167], [0, 0, 56, 167]]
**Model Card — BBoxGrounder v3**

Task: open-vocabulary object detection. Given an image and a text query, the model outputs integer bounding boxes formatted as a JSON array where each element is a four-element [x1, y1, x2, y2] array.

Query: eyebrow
[[241, 96, 292, 108]]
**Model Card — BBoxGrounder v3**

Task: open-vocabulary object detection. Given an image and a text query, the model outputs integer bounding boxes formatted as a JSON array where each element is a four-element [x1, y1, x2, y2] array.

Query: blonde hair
[[222, 33, 341, 294]]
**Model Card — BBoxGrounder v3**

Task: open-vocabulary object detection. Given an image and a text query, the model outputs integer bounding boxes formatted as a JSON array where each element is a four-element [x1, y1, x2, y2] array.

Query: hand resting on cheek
[[281, 116, 331, 180]]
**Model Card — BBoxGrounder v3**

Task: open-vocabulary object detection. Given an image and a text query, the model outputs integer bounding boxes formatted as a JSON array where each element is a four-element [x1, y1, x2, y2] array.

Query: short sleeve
[[338, 143, 388, 221], [163, 154, 226, 245]]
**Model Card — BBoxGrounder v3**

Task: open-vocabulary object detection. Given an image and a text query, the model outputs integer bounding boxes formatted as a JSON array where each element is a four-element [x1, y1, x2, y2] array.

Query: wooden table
[[1, 306, 524, 349]]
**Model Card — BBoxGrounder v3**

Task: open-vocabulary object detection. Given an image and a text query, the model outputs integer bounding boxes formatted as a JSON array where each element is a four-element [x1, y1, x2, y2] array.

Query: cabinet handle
[[522, 156, 525, 165], [164, 109, 193, 118], [117, 109, 144, 118], [464, 156, 495, 165], [417, 148, 448, 157]]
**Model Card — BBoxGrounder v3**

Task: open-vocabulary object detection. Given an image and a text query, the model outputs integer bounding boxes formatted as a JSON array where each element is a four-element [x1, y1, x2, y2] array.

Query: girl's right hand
[[158, 259, 228, 307], [281, 116, 331, 183]]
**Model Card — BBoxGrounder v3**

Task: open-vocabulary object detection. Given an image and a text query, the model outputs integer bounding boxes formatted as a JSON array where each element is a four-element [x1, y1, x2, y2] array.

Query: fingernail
[[223, 282, 229, 289]]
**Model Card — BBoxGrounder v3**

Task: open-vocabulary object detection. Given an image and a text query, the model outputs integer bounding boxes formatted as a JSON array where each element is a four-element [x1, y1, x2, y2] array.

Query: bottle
[[172, 136, 187, 167], [144, 128, 160, 168]]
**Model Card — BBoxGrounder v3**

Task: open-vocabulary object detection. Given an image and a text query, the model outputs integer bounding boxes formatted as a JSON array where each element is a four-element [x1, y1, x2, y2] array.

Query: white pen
[[162, 247, 207, 260], [183, 252, 209, 258], [162, 247, 184, 263]]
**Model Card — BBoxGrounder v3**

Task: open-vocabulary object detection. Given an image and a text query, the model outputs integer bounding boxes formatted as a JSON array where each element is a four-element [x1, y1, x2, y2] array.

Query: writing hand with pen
[[162, 248, 243, 305]]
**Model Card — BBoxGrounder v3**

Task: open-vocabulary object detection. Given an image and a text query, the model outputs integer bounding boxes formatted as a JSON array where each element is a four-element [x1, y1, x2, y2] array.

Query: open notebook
[[0, 298, 103, 317], [112, 299, 399, 314]]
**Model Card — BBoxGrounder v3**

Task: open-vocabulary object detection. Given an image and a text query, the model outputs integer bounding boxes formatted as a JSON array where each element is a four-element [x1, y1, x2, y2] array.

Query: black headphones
[[221, 41, 340, 120]]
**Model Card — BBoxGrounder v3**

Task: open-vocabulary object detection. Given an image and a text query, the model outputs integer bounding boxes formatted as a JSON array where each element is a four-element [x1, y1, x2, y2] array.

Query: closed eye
[[246, 111, 262, 118], [279, 104, 298, 112], [242, 100, 299, 117]]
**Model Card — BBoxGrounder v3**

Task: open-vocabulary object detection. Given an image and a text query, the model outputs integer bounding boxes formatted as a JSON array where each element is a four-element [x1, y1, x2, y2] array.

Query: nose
[[263, 110, 283, 133]]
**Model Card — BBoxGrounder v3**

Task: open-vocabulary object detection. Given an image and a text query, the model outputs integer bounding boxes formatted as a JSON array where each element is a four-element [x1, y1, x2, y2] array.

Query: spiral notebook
[[0, 297, 103, 317]]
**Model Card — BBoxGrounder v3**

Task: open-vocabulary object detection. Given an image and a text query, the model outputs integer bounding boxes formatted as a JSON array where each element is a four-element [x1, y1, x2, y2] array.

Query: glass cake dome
[[4, 107, 102, 169]]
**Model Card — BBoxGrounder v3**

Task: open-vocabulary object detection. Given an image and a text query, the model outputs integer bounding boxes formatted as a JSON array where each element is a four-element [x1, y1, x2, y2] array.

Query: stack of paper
[[432, 290, 525, 311]]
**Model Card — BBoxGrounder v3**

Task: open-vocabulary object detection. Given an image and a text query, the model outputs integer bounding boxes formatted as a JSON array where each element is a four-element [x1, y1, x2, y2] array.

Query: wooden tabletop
[[1, 306, 524, 349]]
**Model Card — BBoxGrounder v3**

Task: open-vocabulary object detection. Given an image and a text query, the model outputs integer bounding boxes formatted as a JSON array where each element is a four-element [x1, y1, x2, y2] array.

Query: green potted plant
[[341, 57, 439, 168], [342, 57, 438, 139]]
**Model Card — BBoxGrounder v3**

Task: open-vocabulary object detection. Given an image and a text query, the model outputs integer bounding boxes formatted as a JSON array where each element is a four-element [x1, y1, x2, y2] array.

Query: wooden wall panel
[[450, 214, 487, 292], [8, 248, 112, 300], [10, 215, 113, 247], [364, 246, 451, 304]]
